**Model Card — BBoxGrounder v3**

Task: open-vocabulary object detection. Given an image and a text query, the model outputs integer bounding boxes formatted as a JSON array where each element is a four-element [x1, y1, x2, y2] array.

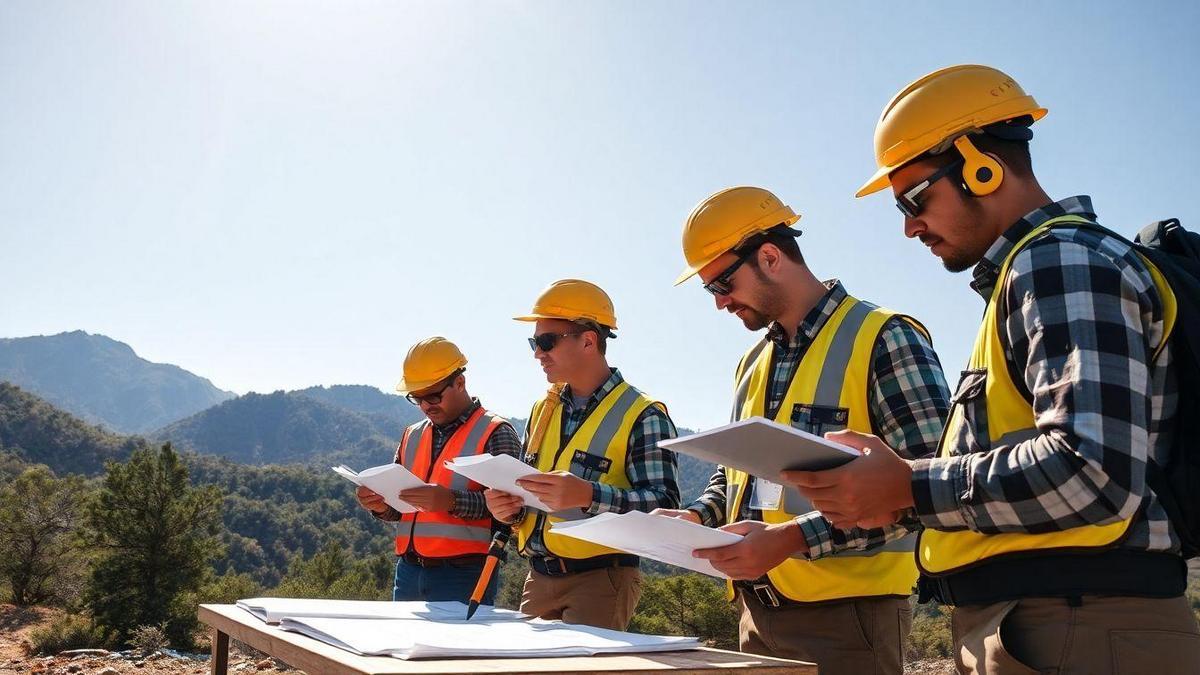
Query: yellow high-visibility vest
[[918, 215, 1177, 575], [726, 294, 920, 602], [515, 380, 664, 559]]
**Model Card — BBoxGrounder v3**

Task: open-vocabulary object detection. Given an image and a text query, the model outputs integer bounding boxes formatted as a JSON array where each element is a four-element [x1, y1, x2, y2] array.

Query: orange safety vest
[[393, 406, 502, 558]]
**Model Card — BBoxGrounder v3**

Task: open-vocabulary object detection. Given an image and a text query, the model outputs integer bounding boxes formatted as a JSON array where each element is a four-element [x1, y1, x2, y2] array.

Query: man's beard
[[731, 283, 782, 331], [737, 306, 771, 331], [941, 248, 976, 273], [939, 200, 989, 273]]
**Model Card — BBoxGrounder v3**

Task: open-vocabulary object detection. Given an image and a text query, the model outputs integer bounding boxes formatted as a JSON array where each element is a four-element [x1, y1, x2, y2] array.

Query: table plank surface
[[198, 604, 815, 674]]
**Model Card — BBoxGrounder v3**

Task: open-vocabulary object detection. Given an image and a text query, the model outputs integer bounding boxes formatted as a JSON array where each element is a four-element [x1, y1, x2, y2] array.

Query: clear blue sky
[[2, 1, 1198, 430]]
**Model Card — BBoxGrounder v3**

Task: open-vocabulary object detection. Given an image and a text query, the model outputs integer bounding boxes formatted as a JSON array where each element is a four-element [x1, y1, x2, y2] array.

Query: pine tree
[[0, 466, 88, 605], [85, 444, 222, 648], [629, 573, 739, 649]]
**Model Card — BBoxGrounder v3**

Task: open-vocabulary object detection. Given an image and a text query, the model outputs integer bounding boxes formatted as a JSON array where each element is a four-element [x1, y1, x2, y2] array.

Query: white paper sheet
[[277, 615, 701, 659], [550, 511, 744, 578], [332, 463, 429, 514], [442, 453, 553, 512], [657, 416, 860, 480], [236, 598, 526, 624]]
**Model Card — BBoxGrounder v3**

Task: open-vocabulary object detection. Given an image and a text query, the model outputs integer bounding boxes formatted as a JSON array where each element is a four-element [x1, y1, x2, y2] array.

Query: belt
[[529, 554, 639, 577], [734, 580, 802, 609], [917, 549, 1186, 607], [400, 552, 487, 568]]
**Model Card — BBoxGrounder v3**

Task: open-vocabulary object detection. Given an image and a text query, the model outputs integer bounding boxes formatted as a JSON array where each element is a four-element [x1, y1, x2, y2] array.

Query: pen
[[466, 529, 510, 619]]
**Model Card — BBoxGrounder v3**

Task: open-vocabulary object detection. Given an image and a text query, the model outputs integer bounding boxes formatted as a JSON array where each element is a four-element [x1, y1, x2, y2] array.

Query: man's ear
[[758, 243, 782, 274]]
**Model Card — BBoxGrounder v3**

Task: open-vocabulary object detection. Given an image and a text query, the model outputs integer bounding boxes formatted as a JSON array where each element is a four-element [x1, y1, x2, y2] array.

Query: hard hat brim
[[673, 267, 700, 286], [513, 310, 618, 329], [856, 167, 894, 198], [395, 362, 465, 395]]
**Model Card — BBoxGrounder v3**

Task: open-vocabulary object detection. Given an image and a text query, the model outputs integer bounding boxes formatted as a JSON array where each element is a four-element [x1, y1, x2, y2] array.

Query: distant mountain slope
[[673, 427, 715, 503], [154, 390, 398, 467], [292, 384, 423, 431], [0, 331, 234, 433], [0, 387, 392, 586], [0, 381, 146, 475]]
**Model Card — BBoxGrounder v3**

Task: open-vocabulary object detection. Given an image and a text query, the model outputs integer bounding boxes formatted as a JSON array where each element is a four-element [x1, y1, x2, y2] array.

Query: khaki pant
[[952, 594, 1200, 674], [519, 566, 642, 630], [739, 593, 911, 675]]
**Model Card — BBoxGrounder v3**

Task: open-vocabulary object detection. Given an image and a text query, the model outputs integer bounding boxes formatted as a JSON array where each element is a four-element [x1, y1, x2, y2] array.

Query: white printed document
[[658, 416, 860, 480], [443, 453, 553, 512], [331, 463, 429, 514], [551, 511, 743, 578], [277, 615, 700, 659], [236, 598, 525, 624]]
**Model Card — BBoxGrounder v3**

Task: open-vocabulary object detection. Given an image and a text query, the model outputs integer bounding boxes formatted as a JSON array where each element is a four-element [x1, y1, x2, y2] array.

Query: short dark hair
[[572, 320, 611, 355], [969, 133, 1033, 179], [741, 225, 805, 267]]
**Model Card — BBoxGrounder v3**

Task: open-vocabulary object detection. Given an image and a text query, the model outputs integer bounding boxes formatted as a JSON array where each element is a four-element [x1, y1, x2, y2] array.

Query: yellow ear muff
[[953, 135, 1004, 196]]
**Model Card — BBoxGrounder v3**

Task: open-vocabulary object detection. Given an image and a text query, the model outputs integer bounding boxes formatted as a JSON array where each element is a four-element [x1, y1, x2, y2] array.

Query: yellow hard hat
[[395, 336, 467, 394], [675, 186, 800, 285], [513, 279, 618, 329], [856, 64, 1047, 198]]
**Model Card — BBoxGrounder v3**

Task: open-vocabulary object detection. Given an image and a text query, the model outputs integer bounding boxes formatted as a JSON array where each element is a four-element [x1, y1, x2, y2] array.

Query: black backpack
[[1129, 219, 1200, 558]]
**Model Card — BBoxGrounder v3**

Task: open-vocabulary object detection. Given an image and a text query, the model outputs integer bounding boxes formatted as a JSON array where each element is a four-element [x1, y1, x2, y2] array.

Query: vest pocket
[[570, 449, 612, 481], [789, 403, 850, 437], [949, 369, 990, 454]]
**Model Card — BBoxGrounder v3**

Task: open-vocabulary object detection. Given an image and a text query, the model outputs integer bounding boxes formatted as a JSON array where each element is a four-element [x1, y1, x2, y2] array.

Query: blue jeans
[[392, 558, 498, 605]]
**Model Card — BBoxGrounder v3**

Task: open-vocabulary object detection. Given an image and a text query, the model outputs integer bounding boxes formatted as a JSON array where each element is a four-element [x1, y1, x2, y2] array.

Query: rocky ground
[[0, 604, 957, 673]]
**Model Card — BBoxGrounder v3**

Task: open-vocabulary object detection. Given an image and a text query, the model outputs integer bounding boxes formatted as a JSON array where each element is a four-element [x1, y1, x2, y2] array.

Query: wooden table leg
[[210, 628, 229, 675]]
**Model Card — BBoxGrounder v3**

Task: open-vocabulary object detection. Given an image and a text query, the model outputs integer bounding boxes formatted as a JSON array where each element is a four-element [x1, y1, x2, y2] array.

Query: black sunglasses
[[404, 370, 462, 406], [703, 247, 756, 296], [528, 331, 586, 352], [895, 158, 964, 219]]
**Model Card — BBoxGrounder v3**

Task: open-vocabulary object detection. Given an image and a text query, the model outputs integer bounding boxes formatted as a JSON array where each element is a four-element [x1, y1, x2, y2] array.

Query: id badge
[[749, 479, 784, 511]]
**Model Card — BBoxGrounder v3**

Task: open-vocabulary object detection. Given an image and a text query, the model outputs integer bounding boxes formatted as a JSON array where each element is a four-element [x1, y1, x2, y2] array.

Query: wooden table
[[198, 604, 815, 674]]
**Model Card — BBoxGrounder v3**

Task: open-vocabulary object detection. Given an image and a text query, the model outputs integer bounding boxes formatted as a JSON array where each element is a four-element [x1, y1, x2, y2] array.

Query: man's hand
[[781, 429, 915, 530], [356, 486, 389, 514], [399, 485, 455, 513], [485, 489, 525, 523], [692, 520, 807, 580], [650, 508, 701, 524], [516, 471, 593, 512]]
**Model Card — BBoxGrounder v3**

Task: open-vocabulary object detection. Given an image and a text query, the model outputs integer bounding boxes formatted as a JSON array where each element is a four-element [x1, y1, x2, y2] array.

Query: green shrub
[[629, 573, 739, 650], [27, 614, 109, 655], [129, 623, 169, 655], [908, 603, 953, 660], [198, 571, 263, 605], [270, 542, 390, 601]]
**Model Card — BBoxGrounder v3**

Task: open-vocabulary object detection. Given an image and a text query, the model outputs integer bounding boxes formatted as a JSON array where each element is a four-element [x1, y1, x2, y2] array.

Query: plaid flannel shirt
[[911, 196, 1178, 554], [686, 281, 951, 558], [522, 368, 680, 558]]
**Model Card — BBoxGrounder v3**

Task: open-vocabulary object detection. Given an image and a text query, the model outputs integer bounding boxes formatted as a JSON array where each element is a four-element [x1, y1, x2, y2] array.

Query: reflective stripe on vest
[[917, 215, 1176, 575], [394, 407, 502, 558], [515, 380, 661, 559], [725, 294, 920, 602]]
